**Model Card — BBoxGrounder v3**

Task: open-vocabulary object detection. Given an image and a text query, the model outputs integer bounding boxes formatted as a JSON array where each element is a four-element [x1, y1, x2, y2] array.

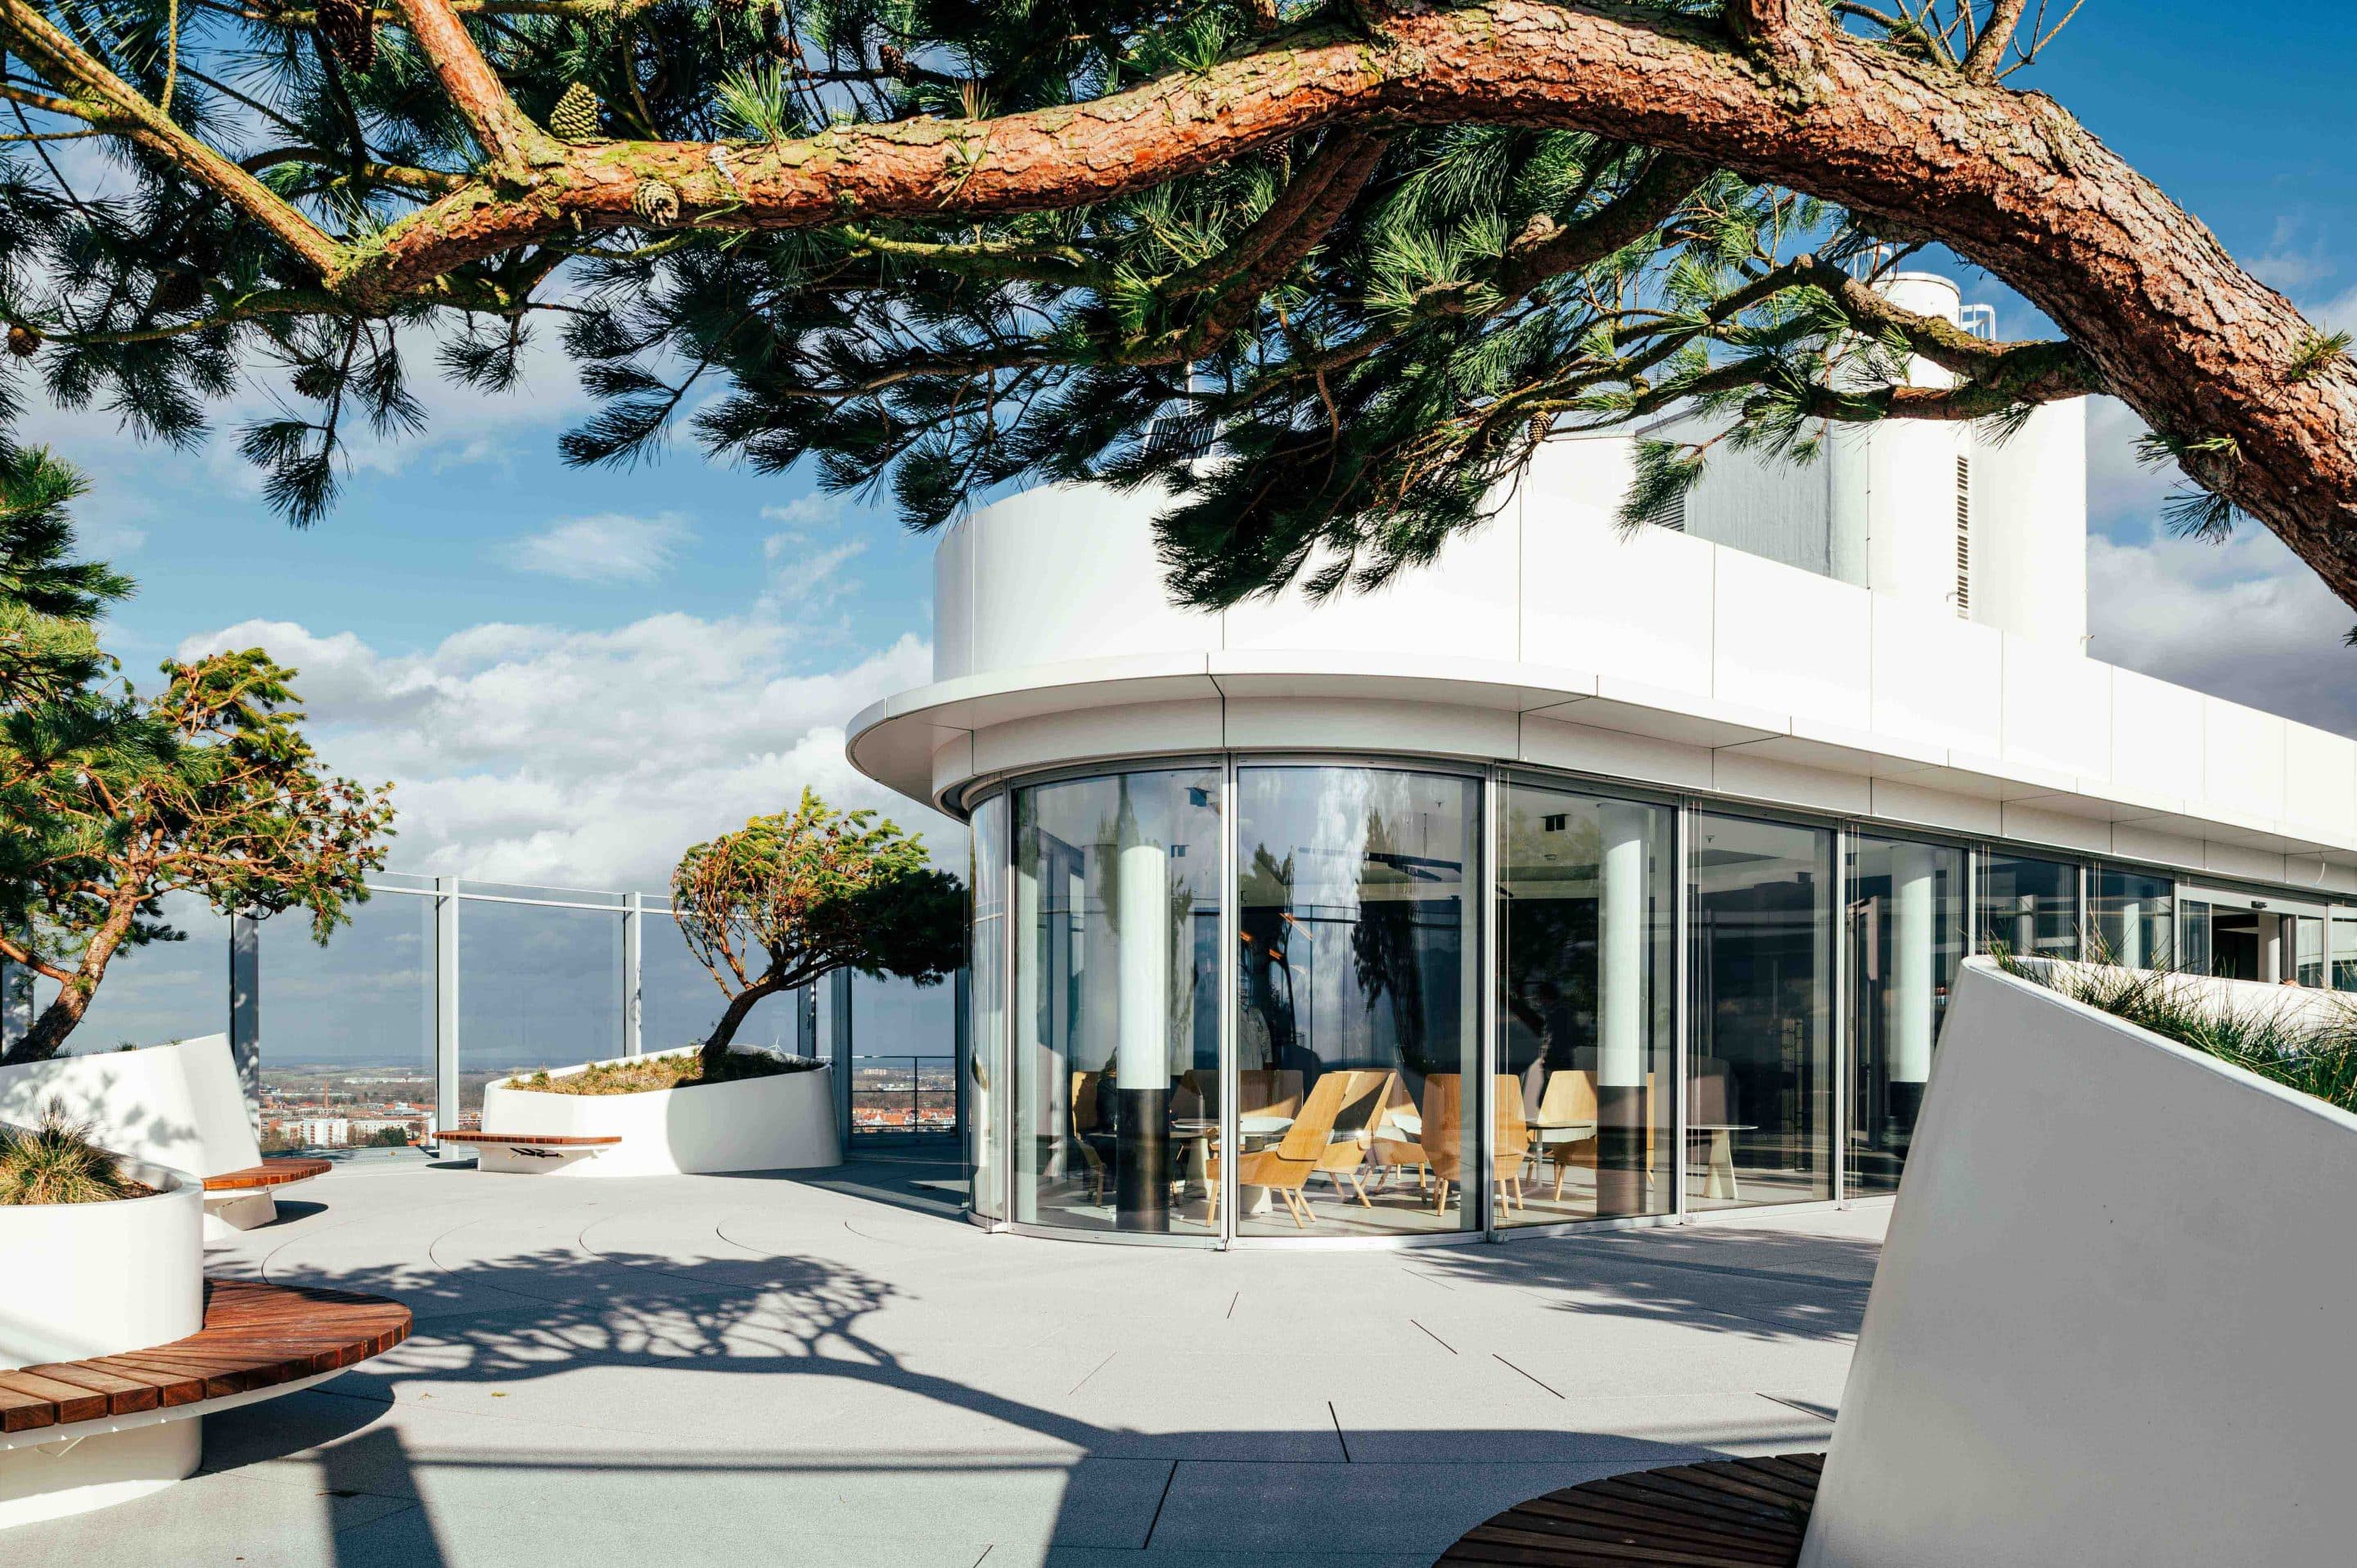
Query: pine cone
[[5, 323, 38, 358], [631, 178, 682, 228], [314, 0, 376, 72], [877, 43, 906, 78], [549, 82, 603, 144]]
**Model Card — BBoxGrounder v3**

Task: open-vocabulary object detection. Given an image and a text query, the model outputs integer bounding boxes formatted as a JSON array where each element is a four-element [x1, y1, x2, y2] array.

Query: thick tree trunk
[[700, 974, 797, 1070], [0, 896, 142, 1065]]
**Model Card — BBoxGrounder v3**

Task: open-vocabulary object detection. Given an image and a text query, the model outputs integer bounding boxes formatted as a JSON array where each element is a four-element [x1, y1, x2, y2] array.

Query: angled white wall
[[1800, 960, 2357, 1568]]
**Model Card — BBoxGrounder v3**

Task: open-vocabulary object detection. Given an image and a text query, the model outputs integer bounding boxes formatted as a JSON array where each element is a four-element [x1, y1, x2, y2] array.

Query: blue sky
[[24, 2, 2357, 892]]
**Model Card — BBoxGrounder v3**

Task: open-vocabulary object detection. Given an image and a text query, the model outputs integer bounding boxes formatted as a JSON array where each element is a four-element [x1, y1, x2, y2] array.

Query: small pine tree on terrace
[[671, 789, 963, 1071]]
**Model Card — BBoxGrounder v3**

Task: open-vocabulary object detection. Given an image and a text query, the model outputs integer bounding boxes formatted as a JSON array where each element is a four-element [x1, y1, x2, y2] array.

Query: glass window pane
[[1691, 813, 1834, 1210], [259, 893, 435, 1152], [1846, 836, 1966, 1197], [1978, 854, 2080, 957], [1015, 768, 1222, 1237], [457, 899, 622, 1124], [967, 793, 1007, 1219], [2334, 915, 2357, 993], [851, 972, 956, 1133], [32, 890, 228, 1052], [2296, 915, 2326, 988], [1237, 765, 1482, 1237], [2091, 869, 2174, 969], [1498, 783, 1674, 1225], [639, 911, 729, 1054]]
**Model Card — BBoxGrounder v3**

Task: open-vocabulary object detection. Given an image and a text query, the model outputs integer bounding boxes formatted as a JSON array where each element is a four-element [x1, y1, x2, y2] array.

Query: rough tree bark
[[6, 0, 2352, 603]]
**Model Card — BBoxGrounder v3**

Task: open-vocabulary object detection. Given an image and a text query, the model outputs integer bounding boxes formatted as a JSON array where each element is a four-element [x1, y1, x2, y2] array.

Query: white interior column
[[2117, 898, 2146, 969], [1598, 804, 1649, 1091], [1114, 783, 1173, 1228], [2262, 917, 2284, 984], [1891, 845, 1937, 1092], [1596, 803, 1651, 1215]]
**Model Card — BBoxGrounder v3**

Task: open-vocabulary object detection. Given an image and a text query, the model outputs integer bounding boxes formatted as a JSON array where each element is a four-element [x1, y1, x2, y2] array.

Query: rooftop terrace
[[8, 1142, 1882, 1568]]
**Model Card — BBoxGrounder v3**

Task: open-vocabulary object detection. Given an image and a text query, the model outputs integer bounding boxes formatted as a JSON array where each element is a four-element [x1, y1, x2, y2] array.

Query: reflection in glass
[[458, 899, 622, 1122], [1978, 854, 2080, 957], [259, 892, 435, 1149], [1236, 766, 1481, 1235], [2334, 916, 2357, 994], [967, 794, 1008, 1219], [1498, 784, 1674, 1225], [1013, 770, 1220, 1235], [34, 890, 228, 1052], [2091, 868, 2174, 970], [1847, 836, 1965, 1196], [2296, 915, 2325, 988], [1690, 813, 1832, 1210]]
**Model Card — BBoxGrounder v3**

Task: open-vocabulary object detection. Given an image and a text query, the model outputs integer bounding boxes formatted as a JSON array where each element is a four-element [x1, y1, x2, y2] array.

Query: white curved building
[[848, 276, 2357, 1247]]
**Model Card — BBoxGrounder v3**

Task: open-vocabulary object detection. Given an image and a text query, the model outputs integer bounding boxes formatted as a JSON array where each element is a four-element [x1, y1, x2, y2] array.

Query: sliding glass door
[[1846, 836, 1966, 1196], [1689, 813, 1834, 1210]]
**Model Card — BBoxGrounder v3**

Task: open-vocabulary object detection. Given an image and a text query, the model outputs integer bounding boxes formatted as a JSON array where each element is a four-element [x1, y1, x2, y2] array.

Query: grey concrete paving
[[10, 1146, 1886, 1568]]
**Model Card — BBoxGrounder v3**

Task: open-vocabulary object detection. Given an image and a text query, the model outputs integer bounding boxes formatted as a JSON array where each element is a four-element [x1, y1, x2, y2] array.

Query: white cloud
[[2089, 527, 2357, 736], [174, 615, 953, 890], [496, 512, 692, 583]]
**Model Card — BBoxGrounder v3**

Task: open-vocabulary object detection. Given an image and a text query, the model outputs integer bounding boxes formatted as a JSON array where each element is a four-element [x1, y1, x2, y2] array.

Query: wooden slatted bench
[[1435, 1453, 1825, 1567], [435, 1130, 623, 1174], [0, 1277, 411, 1525], [199, 1156, 334, 1234]]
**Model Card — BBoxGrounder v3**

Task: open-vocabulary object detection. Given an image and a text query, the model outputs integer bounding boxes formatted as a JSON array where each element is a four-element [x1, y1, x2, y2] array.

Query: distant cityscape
[[258, 1056, 955, 1150]]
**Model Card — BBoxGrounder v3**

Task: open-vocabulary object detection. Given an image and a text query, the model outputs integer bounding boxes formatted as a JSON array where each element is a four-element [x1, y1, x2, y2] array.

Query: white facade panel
[[2202, 841, 2292, 885], [1999, 803, 2112, 854], [1223, 697, 1517, 759], [931, 516, 976, 681], [2202, 698, 2288, 822], [1518, 715, 1714, 792], [2109, 669, 2205, 803], [1999, 635, 2111, 780], [1871, 597, 2002, 755], [1221, 510, 1521, 662], [1519, 441, 1718, 698], [1712, 751, 1873, 816], [1711, 548, 1872, 731], [1868, 778, 2003, 838], [2111, 822, 2206, 871], [967, 482, 1218, 671], [970, 700, 1223, 778], [2283, 723, 2357, 843]]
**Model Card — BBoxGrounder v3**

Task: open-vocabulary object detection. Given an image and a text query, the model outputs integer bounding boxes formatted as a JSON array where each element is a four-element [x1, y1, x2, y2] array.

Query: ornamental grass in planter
[[512, 1050, 822, 1097], [0, 1107, 153, 1204]]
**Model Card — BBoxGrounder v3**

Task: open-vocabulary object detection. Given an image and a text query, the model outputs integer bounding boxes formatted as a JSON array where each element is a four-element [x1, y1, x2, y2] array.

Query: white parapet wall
[[0, 1034, 260, 1179], [476, 1047, 842, 1176], [1799, 958, 2357, 1567]]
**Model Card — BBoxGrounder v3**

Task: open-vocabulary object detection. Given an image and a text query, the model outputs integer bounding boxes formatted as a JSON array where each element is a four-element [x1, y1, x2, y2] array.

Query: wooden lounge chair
[[1532, 1070, 1661, 1202], [1312, 1069, 1397, 1206], [1421, 1075, 1533, 1216], [1206, 1069, 1350, 1228]]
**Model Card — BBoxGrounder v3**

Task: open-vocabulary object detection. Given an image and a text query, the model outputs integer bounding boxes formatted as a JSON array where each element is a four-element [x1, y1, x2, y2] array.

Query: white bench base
[[203, 1189, 281, 1237], [0, 1365, 345, 1529], [471, 1142, 611, 1174]]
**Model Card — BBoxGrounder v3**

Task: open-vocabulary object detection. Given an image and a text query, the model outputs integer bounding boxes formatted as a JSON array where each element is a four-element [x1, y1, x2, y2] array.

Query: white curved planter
[[0, 1158, 205, 1528], [475, 1048, 840, 1177], [1800, 959, 2357, 1568]]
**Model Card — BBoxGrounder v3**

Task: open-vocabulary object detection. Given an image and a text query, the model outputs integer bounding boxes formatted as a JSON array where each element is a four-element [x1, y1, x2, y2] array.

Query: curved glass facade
[[953, 755, 2265, 1245]]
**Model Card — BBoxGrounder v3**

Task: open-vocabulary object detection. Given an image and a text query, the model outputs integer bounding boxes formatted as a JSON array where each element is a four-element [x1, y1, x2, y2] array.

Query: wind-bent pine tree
[[0, 2, 2350, 610]]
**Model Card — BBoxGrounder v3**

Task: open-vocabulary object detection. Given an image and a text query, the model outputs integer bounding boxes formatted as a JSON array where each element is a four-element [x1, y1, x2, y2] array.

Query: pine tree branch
[[387, 0, 552, 172], [1963, 0, 2030, 79], [0, 0, 344, 276]]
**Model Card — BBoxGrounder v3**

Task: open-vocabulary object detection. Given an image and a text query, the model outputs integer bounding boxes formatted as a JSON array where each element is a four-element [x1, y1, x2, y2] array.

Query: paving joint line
[[1492, 1353, 1564, 1399], [1409, 1318, 1457, 1354], [1141, 1460, 1180, 1546], [1069, 1349, 1118, 1394], [1328, 1399, 1353, 1462]]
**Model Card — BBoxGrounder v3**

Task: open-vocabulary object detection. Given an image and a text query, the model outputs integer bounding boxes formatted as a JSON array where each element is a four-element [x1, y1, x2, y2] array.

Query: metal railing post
[[229, 913, 261, 1129], [435, 877, 461, 1135], [623, 892, 642, 1058], [831, 969, 854, 1144]]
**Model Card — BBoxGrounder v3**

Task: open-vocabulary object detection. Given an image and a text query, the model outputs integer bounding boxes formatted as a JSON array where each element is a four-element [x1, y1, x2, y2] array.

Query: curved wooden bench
[[200, 1157, 334, 1234], [202, 1158, 333, 1193], [1435, 1453, 1824, 1567], [0, 1278, 409, 1436], [436, 1130, 622, 1174]]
